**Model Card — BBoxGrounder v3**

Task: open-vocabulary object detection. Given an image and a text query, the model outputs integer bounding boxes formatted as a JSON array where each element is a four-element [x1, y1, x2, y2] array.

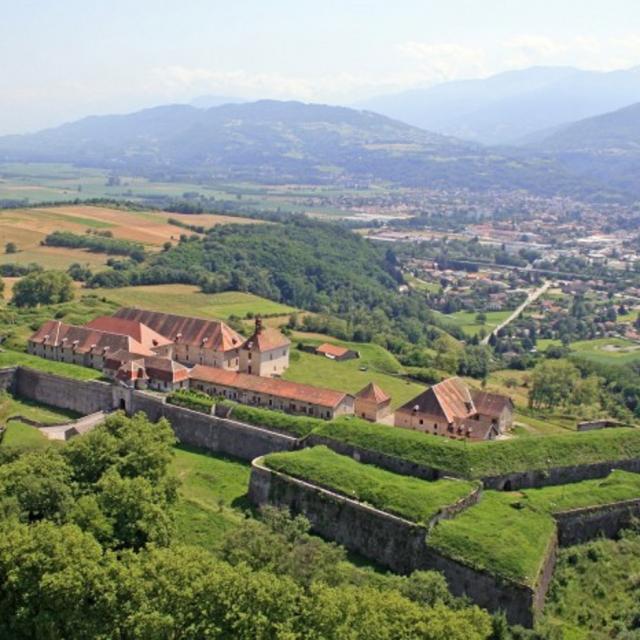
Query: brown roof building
[[354, 383, 392, 422], [28, 320, 153, 370], [103, 350, 189, 391], [239, 317, 290, 377], [85, 316, 173, 353], [394, 377, 513, 441], [315, 343, 359, 361], [190, 364, 354, 419], [113, 307, 245, 369]]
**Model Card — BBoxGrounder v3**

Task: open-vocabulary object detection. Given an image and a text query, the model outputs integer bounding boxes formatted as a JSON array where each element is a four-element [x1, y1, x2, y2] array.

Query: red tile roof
[[397, 377, 512, 430], [86, 316, 172, 349], [243, 326, 290, 352], [29, 320, 153, 357], [316, 343, 351, 358], [471, 391, 514, 420], [105, 350, 189, 383], [190, 364, 348, 408], [355, 382, 391, 405], [113, 308, 244, 353]]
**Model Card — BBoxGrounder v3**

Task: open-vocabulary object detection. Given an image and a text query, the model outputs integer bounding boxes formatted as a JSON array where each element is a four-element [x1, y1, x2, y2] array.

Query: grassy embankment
[[265, 445, 640, 588], [0, 393, 79, 448], [314, 417, 640, 479], [171, 445, 251, 552], [264, 445, 478, 525]]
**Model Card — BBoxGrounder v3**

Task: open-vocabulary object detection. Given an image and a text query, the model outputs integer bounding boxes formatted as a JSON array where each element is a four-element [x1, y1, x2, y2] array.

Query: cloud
[[503, 34, 640, 70], [149, 65, 431, 103], [140, 33, 640, 108], [396, 42, 489, 81]]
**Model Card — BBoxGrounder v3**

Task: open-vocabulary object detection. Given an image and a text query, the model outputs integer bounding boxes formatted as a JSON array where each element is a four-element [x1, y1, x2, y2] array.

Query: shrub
[[218, 400, 321, 438], [166, 389, 213, 414]]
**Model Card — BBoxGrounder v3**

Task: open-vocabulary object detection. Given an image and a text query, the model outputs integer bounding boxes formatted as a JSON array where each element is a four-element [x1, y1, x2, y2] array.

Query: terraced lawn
[[264, 446, 478, 525]]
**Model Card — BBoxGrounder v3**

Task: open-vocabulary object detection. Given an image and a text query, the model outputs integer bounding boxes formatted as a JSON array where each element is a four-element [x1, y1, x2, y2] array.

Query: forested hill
[[527, 102, 640, 197], [0, 99, 607, 197], [114, 219, 458, 347]]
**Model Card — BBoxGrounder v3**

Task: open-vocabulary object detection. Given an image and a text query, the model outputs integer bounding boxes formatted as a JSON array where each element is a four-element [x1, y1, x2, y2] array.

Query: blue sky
[[2, 0, 640, 133]]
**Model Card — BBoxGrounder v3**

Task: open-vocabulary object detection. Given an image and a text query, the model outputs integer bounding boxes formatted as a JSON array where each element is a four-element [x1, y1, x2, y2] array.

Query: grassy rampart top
[[430, 470, 640, 587], [263, 446, 478, 525], [314, 418, 640, 479]]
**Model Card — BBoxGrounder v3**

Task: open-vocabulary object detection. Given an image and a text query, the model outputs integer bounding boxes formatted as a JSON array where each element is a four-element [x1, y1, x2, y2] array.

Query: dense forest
[[0, 411, 496, 639], [87, 219, 464, 354]]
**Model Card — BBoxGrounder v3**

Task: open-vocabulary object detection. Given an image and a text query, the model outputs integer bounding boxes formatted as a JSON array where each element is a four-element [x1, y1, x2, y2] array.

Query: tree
[[4, 242, 17, 254], [11, 270, 74, 307], [475, 312, 487, 325], [434, 334, 464, 374], [529, 360, 580, 410]]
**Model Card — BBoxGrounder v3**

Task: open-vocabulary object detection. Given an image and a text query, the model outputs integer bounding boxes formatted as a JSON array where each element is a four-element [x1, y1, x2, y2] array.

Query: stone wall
[[127, 389, 299, 461], [482, 458, 640, 491], [4, 367, 297, 460], [249, 460, 539, 627], [0, 367, 16, 393], [15, 367, 114, 415], [554, 498, 640, 546]]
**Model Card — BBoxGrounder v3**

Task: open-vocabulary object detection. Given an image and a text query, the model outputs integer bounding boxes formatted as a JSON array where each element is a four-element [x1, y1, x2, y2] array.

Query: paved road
[[481, 280, 552, 345]]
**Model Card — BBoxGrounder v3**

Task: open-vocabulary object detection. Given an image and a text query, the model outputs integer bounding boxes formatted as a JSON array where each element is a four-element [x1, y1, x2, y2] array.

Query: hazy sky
[[2, 0, 640, 134]]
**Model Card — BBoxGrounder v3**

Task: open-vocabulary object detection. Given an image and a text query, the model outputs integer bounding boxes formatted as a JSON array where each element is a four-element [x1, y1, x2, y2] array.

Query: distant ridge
[[358, 66, 640, 145], [0, 98, 627, 199]]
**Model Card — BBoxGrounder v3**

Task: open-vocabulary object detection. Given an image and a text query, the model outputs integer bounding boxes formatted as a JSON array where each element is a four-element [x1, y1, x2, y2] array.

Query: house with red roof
[[190, 364, 354, 420], [28, 320, 153, 370], [315, 342, 359, 361], [85, 316, 173, 356], [394, 377, 513, 441], [103, 350, 189, 392], [112, 307, 245, 369]]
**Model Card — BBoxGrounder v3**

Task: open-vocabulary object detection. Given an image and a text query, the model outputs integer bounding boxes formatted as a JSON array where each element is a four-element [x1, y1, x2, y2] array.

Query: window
[[419, 419, 424, 425]]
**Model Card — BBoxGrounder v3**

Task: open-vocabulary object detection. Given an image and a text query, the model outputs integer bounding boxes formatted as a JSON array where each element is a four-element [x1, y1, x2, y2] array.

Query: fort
[[3, 364, 640, 627]]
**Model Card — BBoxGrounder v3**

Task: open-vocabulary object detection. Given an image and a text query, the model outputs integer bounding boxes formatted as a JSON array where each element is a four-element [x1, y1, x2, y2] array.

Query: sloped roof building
[[394, 377, 513, 440]]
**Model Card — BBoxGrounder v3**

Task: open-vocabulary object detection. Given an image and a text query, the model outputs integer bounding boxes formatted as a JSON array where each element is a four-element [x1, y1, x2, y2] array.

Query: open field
[[171, 445, 251, 552], [569, 337, 640, 365], [283, 341, 424, 410], [0, 204, 260, 269], [0, 163, 385, 217], [436, 309, 511, 337], [94, 284, 297, 319]]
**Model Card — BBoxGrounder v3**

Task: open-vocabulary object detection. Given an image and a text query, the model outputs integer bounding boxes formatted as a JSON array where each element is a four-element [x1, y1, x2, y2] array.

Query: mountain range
[[0, 99, 581, 195], [358, 66, 640, 145], [0, 85, 638, 200]]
